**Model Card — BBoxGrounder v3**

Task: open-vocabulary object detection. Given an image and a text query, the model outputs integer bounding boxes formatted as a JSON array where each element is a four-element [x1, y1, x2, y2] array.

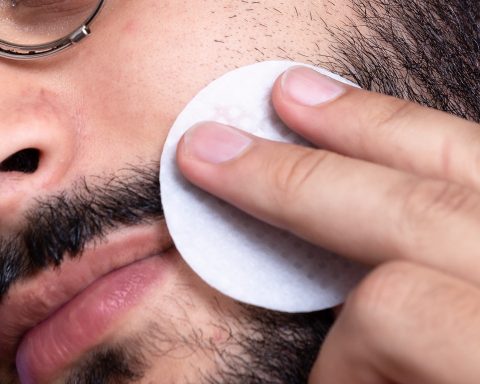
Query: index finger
[[177, 122, 480, 285]]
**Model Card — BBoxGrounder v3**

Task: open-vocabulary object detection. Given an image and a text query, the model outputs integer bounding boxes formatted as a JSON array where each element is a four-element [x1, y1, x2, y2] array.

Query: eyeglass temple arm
[[0, 0, 105, 60], [0, 26, 91, 60]]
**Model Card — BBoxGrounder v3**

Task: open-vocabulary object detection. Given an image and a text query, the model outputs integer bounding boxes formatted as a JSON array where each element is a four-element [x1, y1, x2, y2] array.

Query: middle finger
[[272, 67, 480, 190]]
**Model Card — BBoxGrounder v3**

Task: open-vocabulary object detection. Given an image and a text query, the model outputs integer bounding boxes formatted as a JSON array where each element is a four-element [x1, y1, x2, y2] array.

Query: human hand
[[176, 66, 480, 384]]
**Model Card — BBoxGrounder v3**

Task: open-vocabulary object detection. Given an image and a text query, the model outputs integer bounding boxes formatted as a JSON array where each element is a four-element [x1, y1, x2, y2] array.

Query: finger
[[272, 66, 480, 190], [310, 261, 480, 384], [177, 122, 480, 285]]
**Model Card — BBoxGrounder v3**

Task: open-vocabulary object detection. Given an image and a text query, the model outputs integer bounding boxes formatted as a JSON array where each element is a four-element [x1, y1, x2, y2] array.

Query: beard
[[0, 164, 164, 298], [0, 163, 333, 384], [1, 0, 478, 381], [321, 0, 479, 123], [63, 306, 334, 384]]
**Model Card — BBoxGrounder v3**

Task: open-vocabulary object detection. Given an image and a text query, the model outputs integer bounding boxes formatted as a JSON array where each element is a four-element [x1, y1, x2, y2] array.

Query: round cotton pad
[[160, 61, 367, 313]]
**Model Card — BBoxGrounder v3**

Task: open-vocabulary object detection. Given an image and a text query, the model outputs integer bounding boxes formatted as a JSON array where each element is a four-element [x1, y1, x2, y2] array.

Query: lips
[[0, 222, 173, 383]]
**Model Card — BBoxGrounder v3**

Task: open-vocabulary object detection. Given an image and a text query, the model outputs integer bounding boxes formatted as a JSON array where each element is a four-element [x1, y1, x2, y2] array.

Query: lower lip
[[16, 253, 171, 384]]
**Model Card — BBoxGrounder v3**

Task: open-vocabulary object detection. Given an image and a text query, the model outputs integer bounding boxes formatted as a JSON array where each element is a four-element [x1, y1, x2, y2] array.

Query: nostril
[[0, 148, 41, 174]]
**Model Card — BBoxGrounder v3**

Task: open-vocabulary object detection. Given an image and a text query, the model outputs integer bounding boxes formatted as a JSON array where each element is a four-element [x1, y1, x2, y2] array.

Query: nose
[[0, 88, 77, 220]]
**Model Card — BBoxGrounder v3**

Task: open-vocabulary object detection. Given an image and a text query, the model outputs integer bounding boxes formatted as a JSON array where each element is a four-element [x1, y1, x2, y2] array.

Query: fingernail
[[183, 122, 253, 164], [281, 67, 346, 106]]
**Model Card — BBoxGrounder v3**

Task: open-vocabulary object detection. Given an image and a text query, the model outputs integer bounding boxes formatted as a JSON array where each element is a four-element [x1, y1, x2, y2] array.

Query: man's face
[[0, 0, 476, 383], [0, 1, 341, 383]]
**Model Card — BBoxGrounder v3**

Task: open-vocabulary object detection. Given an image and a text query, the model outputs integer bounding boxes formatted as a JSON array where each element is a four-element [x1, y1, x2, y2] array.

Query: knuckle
[[468, 136, 480, 189], [347, 261, 416, 328], [439, 131, 480, 190], [362, 97, 413, 135], [266, 148, 331, 207], [397, 180, 475, 244], [345, 262, 480, 354]]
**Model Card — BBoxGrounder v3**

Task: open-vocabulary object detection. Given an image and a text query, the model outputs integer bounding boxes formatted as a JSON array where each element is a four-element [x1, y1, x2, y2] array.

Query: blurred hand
[[177, 66, 480, 384]]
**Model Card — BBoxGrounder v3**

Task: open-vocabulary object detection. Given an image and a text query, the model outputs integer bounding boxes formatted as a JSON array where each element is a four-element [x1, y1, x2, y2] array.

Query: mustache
[[0, 163, 164, 299]]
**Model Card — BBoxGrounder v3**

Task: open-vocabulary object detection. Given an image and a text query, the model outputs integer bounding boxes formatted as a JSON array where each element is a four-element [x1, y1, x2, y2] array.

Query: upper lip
[[0, 221, 172, 366]]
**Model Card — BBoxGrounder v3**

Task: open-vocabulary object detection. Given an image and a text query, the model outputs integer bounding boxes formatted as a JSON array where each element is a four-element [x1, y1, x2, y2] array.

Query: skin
[[0, 0, 351, 210], [177, 68, 480, 383], [0, 1, 345, 383], [1, 0, 478, 383]]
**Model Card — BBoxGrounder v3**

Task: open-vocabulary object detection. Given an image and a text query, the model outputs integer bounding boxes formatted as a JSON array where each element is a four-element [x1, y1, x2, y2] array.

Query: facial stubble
[[0, 163, 332, 384]]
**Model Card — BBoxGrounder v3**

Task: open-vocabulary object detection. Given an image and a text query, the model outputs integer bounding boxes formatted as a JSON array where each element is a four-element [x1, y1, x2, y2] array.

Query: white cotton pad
[[160, 61, 367, 313]]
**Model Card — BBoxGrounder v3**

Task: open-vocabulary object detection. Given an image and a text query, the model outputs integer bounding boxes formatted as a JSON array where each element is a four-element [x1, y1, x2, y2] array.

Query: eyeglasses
[[0, 0, 105, 60]]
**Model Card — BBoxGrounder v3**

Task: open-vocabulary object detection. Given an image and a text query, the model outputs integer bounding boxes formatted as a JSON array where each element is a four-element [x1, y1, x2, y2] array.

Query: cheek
[[102, 256, 245, 380], [64, 33, 173, 171], [65, 23, 212, 171], [62, 0, 340, 173]]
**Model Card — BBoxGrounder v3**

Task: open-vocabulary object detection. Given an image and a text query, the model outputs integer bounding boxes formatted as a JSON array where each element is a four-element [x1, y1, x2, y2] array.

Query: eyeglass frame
[[0, 0, 105, 60]]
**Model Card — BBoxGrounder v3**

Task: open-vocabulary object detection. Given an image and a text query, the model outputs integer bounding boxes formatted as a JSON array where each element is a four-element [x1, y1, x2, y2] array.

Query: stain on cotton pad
[[160, 61, 367, 313]]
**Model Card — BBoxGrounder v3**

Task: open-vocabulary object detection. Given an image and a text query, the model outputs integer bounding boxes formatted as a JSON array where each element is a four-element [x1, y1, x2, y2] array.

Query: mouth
[[0, 221, 174, 384]]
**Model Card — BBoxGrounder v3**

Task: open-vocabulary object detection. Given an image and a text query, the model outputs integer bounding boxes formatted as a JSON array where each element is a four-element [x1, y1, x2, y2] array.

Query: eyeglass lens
[[0, 0, 100, 46]]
